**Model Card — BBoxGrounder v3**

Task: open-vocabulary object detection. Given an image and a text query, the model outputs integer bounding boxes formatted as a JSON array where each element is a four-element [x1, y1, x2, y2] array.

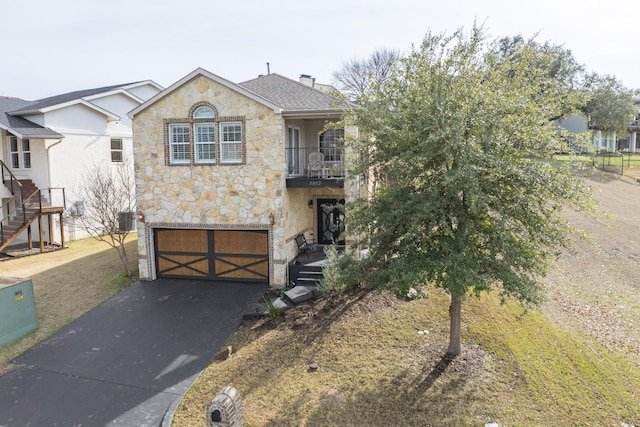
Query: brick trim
[[163, 103, 246, 166]]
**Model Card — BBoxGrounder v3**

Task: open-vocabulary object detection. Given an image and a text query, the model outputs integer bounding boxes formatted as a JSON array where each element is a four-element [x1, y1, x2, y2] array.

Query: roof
[[0, 97, 63, 139], [8, 82, 143, 114], [129, 68, 346, 119], [1, 81, 162, 138], [239, 73, 344, 115], [129, 68, 283, 118]]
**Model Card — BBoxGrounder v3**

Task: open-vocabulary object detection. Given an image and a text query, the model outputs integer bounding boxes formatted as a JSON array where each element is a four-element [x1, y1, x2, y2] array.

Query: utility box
[[207, 386, 243, 426], [0, 277, 37, 347]]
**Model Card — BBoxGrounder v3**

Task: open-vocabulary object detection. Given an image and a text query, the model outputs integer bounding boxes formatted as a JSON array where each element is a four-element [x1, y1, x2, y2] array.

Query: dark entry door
[[317, 199, 345, 245], [154, 229, 269, 282]]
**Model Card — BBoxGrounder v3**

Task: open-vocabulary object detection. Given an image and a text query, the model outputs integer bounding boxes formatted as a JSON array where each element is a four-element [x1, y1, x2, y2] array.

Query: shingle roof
[[9, 82, 142, 113], [239, 74, 343, 113], [0, 97, 63, 138]]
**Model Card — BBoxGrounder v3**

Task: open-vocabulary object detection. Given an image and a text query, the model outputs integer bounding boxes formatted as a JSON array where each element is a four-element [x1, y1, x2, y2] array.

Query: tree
[[331, 48, 401, 101], [580, 72, 636, 134], [341, 27, 594, 356], [72, 160, 136, 277], [494, 35, 587, 122]]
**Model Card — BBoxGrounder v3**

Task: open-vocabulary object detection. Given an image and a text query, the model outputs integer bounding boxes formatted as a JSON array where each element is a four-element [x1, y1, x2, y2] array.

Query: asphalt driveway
[[0, 279, 267, 427]]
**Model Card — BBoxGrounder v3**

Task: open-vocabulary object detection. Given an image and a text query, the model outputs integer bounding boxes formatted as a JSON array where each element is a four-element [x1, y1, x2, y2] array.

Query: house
[[129, 68, 362, 287], [0, 81, 163, 251]]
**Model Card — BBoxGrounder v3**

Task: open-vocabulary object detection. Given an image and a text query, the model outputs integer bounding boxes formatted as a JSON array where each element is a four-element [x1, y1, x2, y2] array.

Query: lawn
[[0, 235, 138, 375], [172, 170, 640, 426]]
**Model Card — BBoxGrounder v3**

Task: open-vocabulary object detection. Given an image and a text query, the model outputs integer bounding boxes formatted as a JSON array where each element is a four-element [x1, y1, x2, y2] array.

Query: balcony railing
[[285, 147, 345, 178]]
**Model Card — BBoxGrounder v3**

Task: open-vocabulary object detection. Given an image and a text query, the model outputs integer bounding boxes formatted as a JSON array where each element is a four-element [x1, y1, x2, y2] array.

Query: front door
[[317, 199, 345, 245]]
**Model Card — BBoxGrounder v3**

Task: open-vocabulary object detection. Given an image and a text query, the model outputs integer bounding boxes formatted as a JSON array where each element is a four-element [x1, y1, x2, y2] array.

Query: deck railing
[[285, 147, 345, 178]]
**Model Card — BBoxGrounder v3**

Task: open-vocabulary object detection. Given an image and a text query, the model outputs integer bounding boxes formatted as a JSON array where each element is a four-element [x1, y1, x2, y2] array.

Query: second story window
[[194, 123, 217, 164], [165, 103, 245, 166], [220, 122, 242, 163], [319, 128, 344, 162], [111, 138, 123, 163], [169, 124, 191, 164]]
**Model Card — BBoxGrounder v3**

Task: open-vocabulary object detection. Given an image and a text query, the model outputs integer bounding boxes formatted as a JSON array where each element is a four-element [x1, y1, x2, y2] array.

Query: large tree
[[341, 27, 594, 356]]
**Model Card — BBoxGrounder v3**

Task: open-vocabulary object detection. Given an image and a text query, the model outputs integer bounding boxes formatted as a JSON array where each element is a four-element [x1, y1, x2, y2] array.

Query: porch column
[[48, 214, 54, 246], [27, 223, 33, 249], [59, 213, 65, 248], [631, 132, 637, 153], [38, 215, 44, 253], [611, 132, 617, 150]]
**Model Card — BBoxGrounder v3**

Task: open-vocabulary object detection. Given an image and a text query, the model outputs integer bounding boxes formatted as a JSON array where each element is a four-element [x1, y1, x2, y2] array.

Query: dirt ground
[[0, 236, 138, 375], [542, 171, 640, 355]]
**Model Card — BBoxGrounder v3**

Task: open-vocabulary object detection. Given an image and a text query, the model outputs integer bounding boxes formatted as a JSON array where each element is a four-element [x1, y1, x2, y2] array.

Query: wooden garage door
[[155, 229, 269, 282]]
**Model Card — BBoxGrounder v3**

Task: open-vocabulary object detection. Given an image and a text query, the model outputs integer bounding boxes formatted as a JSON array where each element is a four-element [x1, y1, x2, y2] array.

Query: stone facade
[[133, 75, 288, 284], [131, 70, 351, 287]]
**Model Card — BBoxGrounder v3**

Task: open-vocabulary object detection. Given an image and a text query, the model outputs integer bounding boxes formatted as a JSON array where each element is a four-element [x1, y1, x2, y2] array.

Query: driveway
[[0, 279, 267, 426]]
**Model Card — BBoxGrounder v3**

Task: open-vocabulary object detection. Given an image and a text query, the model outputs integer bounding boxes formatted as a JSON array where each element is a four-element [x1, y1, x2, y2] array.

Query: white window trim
[[194, 122, 217, 164], [110, 138, 123, 163], [169, 123, 191, 164], [220, 121, 243, 164]]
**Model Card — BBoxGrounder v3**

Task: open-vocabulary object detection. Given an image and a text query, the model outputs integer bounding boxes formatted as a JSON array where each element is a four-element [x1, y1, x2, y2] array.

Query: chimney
[[299, 74, 315, 88]]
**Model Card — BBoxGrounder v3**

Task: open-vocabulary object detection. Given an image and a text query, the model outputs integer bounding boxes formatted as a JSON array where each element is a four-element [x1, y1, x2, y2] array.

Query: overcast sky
[[1, 0, 637, 100]]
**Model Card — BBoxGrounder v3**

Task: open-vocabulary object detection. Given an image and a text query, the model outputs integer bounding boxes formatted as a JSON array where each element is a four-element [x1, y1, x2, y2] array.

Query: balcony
[[285, 147, 345, 188]]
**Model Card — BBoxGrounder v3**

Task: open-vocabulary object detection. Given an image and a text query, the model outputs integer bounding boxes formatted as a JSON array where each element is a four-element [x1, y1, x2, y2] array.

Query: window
[[287, 127, 301, 175], [22, 139, 31, 168], [194, 123, 216, 163], [165, 104, 244, 166], [220, 122, 242, 163], [319, 128, 344, 162], [9, 136, 31, 169], [10, 136, 19, 168], [169, 124, 191, 164], [193, 106, 215, 119], [110, 138, 123, 163]]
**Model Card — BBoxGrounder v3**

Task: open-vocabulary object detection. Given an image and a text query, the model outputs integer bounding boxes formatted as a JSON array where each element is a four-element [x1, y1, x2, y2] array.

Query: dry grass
[[0, 235, 138, 375], [172, 172, 640, 427]]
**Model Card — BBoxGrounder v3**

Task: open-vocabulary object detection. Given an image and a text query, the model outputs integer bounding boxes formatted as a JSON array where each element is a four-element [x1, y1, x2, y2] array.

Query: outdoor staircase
[[1, 161, 66, 252], [293, 263, 324, 288], [270, 253, 326, 309]]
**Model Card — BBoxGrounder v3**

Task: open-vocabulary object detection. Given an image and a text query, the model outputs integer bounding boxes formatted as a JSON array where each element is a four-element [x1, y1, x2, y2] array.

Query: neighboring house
[[558, 113, 640, 153], [129, 68, 362, 287], [0, 81, 163, 251]]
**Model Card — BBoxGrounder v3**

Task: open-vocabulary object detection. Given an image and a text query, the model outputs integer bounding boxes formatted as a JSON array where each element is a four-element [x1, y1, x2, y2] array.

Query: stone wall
[[133, 75, 288, 285]]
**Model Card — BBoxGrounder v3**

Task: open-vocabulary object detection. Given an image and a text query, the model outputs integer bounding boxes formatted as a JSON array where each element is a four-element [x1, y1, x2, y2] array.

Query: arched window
[[319, 128, 344, 162], [193, 106, 215, 119]]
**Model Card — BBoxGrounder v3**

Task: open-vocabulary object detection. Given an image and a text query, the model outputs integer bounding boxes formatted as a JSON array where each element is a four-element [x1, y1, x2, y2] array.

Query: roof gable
[[9, 82, 143, 114], [128, 68, 283, 118], [0, 97, 63, 139]]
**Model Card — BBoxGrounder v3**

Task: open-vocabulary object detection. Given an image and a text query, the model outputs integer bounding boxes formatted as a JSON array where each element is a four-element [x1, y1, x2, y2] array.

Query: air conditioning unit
[[118, 211, 136, 232]]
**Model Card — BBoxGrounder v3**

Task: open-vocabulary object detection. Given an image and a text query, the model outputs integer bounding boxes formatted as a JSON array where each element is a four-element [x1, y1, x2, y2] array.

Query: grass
[[171, 289, 640, 426], [106, 270, 139, 295], [0, 235, 138, 375]]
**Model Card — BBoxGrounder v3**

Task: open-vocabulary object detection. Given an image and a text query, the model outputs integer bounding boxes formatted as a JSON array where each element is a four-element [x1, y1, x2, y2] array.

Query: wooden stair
[[1, 176, 63, 252]]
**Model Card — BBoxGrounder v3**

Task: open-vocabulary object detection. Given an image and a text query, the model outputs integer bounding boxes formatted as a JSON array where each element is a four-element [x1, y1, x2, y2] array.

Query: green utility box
[[0, 277, 37, 347]]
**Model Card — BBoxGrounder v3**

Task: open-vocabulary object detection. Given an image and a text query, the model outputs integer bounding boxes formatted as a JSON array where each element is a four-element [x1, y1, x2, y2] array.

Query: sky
[[1, 0, 637, 100]]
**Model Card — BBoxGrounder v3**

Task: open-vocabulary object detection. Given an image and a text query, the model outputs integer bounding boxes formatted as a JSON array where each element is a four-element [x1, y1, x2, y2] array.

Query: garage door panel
[[155, 229, 269, 282], [214, 230, 268, 255], [215, 256, 269, 280], [157, 229, 208, 252], [158, 255, 209, 277]]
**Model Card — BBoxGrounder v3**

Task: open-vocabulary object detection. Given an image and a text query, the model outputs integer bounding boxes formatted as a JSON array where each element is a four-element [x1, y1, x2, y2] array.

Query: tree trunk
[[446, 293, 463, 356]]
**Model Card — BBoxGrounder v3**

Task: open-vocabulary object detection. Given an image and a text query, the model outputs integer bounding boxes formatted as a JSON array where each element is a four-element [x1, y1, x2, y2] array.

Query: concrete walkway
[[0, 279, 267, 426]]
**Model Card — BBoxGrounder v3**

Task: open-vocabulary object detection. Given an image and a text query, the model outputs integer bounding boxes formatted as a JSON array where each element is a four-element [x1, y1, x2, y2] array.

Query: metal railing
[[0, 161, 66, 245], [285, 147, 345, 178]]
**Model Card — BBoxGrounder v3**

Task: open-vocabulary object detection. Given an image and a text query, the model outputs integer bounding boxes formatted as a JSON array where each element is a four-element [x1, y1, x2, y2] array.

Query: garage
[[154, 229, 269, 282]]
